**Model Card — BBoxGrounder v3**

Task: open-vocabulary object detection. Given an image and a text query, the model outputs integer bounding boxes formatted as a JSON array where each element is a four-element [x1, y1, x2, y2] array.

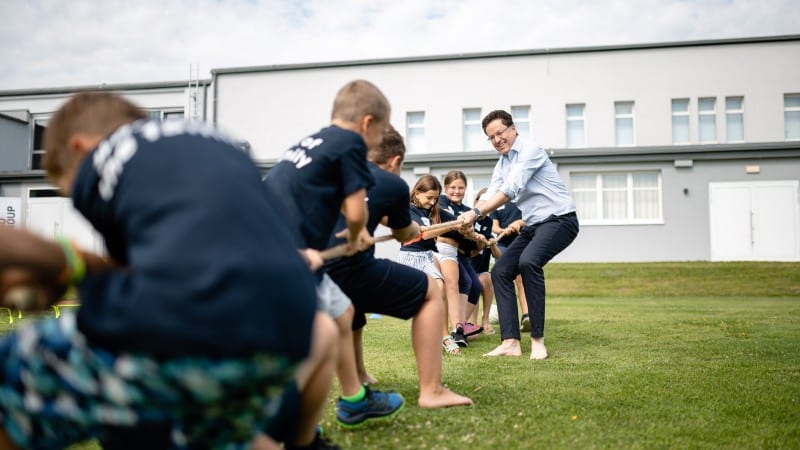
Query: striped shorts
[[397, 250, 443, 280], [0, 312, 296, 450]]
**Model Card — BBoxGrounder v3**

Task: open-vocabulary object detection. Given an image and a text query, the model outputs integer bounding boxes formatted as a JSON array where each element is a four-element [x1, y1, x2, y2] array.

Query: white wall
[[214, 40, 800, 161]]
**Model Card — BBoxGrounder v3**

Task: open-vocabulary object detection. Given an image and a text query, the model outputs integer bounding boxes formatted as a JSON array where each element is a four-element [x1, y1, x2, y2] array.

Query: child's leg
[[289, 311, 338, 447], [414, 276, 473, 408], [352, 326, 377, 385], [334, 306, 365, 398], [516, 275, 528, 315], [439, 258, 462, 331], [479, 272, 495, 332]]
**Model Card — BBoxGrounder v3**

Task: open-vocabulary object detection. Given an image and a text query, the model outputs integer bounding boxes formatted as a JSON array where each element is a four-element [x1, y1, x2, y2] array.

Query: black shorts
[[328, 257, 428, 329]]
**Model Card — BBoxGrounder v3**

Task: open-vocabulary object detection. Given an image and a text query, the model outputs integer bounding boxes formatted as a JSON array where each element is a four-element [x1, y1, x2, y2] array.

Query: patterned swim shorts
[[0, 312, 296, 449]]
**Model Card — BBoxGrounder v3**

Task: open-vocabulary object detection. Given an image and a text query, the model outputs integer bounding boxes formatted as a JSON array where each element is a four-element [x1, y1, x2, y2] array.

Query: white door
[[27, 197, 106, 254], [709, 181, 800, 261]]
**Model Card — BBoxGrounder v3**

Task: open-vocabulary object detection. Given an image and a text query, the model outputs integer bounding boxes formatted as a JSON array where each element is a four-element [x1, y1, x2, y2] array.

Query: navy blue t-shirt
[[439, 195, 471, 217], [400, 205, 438, 252], [71, 119, 317, 360], [490, 202, 523, 247], [325, 162, 411, 269], [263, 125, 374, 250]]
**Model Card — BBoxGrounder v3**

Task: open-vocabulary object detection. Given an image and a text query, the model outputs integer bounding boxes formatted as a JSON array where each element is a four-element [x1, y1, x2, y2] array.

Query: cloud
[[0, 0, 797, 90]]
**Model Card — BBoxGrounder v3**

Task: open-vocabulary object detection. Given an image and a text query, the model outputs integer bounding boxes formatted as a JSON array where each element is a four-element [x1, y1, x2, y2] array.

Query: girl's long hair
[[410, 174, 442, 224]]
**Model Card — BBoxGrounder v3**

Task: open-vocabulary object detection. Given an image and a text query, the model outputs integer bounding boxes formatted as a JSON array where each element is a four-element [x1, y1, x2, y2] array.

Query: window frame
[[405, 111, 426, 154], [725, 96, 744, 143], [570, 171, 664, 226], [510, 105, 531, 144], [671, 98, 691, 145], [614, 101, 635, 147], [462, 107, 484, 152], [147, 108, 185, 121], [784, 93, 800, 141], [698, 97, 717, 144], [566, 103, 586, 148], [31, 114, 50, 171]]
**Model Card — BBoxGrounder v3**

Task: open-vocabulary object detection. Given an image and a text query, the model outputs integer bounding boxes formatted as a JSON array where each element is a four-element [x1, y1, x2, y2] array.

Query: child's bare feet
[[530, 337, 548, 360], [418, 386, 473, 408], [483, 339, 522, 357]]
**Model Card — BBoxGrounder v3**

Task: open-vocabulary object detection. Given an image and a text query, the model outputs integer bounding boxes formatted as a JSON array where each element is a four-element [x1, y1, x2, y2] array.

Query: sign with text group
[[0, 197, 21, 229]]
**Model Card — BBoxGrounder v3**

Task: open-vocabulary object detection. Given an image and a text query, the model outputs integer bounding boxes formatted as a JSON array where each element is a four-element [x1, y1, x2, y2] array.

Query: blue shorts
[[328, 257, 429, 329], [0, 312, 296, 449]]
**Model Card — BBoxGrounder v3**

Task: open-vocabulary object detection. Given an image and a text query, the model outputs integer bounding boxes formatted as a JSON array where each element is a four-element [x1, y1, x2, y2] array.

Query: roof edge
[[0, 79, 212, 98], [213, 34, 800, 76]]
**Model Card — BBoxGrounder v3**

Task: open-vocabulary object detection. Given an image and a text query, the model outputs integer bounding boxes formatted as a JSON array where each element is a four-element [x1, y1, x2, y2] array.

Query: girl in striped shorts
[[396, 175, 460, 355]]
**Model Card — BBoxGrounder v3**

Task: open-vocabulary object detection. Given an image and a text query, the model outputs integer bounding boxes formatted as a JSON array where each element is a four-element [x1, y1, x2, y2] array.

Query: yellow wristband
[[56, 238, 86, 286]]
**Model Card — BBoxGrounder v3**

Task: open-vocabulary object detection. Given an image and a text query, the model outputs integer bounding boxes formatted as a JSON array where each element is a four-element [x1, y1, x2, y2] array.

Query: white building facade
[[1, 36, 799, 261]]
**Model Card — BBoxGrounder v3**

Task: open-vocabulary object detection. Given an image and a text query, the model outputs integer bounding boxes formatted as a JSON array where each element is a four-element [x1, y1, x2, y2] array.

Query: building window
[[467, 173, 493, 206], [463, 108, 483, 151], [725, 96, 744, 142], [571, 171, 662, 225], [511, 105, 531, 144], [147, 109, 184, 121], [31, 116, 49, 170], [671, 99, 690, 144], [614, 101, 635, 146], [785, 94, 800, 140], [698, 97, 717, 143], [406, 111, 425, 154], [566, 103, 585, 148]]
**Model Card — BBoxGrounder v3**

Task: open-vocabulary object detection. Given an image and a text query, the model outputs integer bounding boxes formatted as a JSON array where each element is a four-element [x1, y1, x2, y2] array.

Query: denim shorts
[[0, 312, 296, 449]]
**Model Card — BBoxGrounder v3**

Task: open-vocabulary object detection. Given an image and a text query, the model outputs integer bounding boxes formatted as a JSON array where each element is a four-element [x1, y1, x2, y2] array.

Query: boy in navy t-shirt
[[325, 128, 473, 409], [0, 92, 332, 449], [264, 80, 405, 430]]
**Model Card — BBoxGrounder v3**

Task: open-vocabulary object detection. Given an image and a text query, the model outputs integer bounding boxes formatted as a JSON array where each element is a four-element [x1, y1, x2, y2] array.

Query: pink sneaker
[[463, 322, 483, 338]]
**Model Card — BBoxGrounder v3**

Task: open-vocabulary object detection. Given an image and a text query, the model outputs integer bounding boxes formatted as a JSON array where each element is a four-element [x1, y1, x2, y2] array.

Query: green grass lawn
[[3, 262, 798, 449], [321, 262, 800, 449]]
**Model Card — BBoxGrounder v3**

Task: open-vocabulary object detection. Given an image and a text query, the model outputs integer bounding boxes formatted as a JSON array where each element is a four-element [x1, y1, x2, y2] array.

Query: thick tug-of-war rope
[[320, 218, 467, 261], [319, 234, 396, 260], [404, 218, 466, 245]]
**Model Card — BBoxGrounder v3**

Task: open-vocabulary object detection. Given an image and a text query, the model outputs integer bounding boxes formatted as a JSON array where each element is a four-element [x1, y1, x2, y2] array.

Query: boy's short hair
[[43, 92, 146, 181], [331, 80, 390, 124], [368, 126, 405, 165]]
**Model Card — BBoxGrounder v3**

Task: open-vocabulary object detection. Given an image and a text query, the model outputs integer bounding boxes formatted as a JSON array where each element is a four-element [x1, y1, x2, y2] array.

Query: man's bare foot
[[530, 337, 548, 360], [483, 339, 522, 357], [359, 373, 378, 385], [418, 386, 474, 408], [482, 323, 496, 335]]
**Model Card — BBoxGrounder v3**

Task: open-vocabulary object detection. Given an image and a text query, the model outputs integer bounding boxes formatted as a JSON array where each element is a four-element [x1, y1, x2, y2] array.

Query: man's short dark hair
[[481, 110, 514, 132]]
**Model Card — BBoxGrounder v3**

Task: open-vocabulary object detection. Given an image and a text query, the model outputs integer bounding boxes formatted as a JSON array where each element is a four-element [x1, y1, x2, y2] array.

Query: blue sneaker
[[336, 386, 404, 427]]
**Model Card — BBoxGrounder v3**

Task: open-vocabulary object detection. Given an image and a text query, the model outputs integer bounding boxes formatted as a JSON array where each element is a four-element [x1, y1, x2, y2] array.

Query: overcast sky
[[1, 0, 798, 91]]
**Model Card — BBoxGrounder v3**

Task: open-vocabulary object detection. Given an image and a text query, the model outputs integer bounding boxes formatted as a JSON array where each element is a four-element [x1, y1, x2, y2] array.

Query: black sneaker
[[336, 386, 405, 427], [452, 326, 468, 347], [284, 431, 341, 450]]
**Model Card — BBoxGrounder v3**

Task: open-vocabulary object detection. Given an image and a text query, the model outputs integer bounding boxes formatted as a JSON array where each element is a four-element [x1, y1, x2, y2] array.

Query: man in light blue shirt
[[459, 110, 579, 360]]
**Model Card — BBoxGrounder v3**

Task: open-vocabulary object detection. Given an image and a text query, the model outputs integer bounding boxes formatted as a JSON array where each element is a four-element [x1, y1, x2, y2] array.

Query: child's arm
[[491, 218, 503, 235], [340, 188, 369, 255], [0, 227, 67, 278], [1, 227, 115, 309]]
